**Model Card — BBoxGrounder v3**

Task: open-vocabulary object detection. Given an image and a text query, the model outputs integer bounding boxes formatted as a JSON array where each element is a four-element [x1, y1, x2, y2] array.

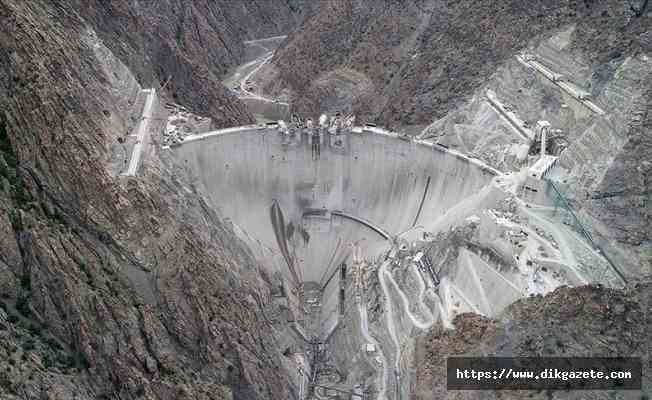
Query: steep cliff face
[[68, 0, 307, 128], [590, 86, 651, 248], [262, 0, 429, 119], [0, 1, 300, 399], [0, 0, 649, 397]]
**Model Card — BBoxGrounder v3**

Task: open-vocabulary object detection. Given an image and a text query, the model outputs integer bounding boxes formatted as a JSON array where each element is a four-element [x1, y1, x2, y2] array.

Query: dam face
[[170, 128, 495, 336]]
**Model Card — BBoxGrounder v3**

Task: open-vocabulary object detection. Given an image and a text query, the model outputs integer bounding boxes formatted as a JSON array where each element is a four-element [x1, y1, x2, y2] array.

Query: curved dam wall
[[169, 128, 495, 336], [171, 128, 494, 279]]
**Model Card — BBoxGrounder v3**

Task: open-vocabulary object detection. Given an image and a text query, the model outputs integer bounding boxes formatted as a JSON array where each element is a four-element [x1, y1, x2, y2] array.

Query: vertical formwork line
[[412, 176, 431, 228]]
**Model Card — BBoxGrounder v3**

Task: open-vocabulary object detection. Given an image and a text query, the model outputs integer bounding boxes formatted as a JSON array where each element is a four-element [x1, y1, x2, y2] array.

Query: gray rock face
[[265, 0, 651, 276], [0, 1, 305, 398], [268, 0, 649, 127], [414, 282, 652, 399], [70, 0, 308, 128], [0, 0, 649, 398], [591, 87, 652, 249]]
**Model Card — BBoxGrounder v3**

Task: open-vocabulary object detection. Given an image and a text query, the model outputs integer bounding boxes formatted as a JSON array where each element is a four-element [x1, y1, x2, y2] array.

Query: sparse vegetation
[[27, 323, 41, 337], [42, 353, 53, 369], [0, 118, 16, 170], [19, 273, 31, 291], [41, 201, 68, 226], [8, 208, 21, 231], [0, 117, 33, 208], [97, 223, 111, 244], [43, 335, 62, 351], [78, 259, 87, 273], [23, 338, 36, 351], [16, 296, 31, 317]]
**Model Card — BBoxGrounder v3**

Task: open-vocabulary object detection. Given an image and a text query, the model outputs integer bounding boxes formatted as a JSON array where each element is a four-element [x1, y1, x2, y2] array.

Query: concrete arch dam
[[169, 128, 495, 335]]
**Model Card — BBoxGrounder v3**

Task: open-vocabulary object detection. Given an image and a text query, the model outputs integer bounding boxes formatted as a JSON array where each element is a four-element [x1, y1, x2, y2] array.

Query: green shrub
[[13, 180, 33, 207], [27, 323, 41, 337], [43, 336, 62, 351], [0, 118, 16, 169], [15, 296, 30, 317], [0, 157, 7, 179], [61, 354, 75, 369], [19, 273, 31, 291], [9, 209, 21, 231], [22, 338, 36, 351], [42, 353, 53, 369], [52, 208, 67, 225]]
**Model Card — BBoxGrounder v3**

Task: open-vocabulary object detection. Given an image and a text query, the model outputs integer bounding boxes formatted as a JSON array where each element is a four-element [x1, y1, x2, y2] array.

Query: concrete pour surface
[[169, 129, 495, 283]]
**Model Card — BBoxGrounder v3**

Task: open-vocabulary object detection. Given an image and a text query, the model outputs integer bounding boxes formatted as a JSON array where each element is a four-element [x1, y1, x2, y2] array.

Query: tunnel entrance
[[169, 127, 495, 338]]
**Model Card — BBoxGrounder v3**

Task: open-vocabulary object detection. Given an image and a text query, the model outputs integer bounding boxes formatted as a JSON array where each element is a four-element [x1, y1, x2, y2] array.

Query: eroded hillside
[[0, 1, 306, 398], [0, 0, 650, 399], [266, 0, 649, 126], [70, 0, 308, 127], [414, 282, 652, 399], [260, 0, 651, 275]]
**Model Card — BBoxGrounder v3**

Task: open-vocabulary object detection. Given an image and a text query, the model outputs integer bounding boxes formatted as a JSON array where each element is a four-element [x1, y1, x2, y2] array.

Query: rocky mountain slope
[[0, 1, 306, 398], [263, 0, 651, 276], [0, 0, 649, 398], [414, 282, 651, 399], [70, 0, 308, 127], [266, 0, 649, 126]]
